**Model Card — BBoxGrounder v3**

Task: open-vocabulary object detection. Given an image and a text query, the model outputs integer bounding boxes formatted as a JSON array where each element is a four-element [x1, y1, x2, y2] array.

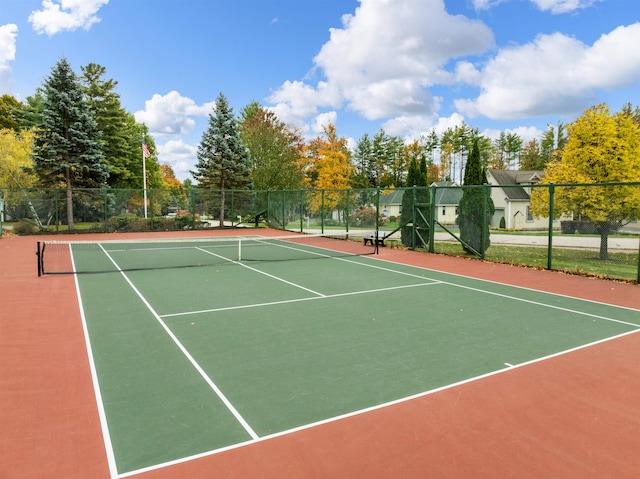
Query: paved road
[[436, 232, 639, 251], [303, 229, 638, 251]]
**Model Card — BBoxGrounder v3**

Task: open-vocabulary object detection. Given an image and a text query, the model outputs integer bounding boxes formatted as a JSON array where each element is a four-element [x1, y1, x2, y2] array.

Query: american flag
[[142, 140, 151, 159]]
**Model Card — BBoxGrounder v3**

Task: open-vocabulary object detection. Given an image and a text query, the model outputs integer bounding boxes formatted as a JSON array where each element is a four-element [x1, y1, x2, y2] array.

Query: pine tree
[[192, 93, 252, 224], [458, 137, 494, 255], [400, 152, 429, 247], [81, 63, 136, 188], [32, 58, 107, 230]]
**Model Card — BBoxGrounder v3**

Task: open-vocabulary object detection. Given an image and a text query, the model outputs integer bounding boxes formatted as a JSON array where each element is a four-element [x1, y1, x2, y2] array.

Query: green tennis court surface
[[66, 236, 640, 476]]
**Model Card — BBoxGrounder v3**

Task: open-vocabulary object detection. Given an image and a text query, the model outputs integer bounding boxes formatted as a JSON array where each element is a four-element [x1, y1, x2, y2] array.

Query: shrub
[[13, 221, 37, 235], [350, 206, 388, 227]]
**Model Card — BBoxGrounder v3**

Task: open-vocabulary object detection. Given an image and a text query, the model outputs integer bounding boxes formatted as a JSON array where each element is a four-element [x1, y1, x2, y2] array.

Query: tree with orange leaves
[[305, 124, 354, 216]]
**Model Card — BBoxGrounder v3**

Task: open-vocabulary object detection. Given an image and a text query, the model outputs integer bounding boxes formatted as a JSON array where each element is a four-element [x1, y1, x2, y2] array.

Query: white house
[[486, 169, 554, 229], [432, 181, 462, 225], [377, 182, 462, 224]]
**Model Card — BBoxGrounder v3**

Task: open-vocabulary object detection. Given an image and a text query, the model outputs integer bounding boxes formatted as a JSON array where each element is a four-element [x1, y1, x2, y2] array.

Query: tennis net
[[37, 233, 376, 275]]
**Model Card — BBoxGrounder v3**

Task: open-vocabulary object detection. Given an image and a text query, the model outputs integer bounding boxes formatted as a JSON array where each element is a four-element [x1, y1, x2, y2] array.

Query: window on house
[[442, 206, 446, 215], [526, 206, 533, 222]]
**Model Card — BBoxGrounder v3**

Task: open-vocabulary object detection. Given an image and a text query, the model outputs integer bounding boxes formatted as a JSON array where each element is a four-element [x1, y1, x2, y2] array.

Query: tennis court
[[2, 229, 640, 478]]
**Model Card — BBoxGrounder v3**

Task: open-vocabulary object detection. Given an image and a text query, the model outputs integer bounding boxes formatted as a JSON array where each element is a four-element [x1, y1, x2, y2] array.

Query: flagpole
[[142, 134, 148, 219]]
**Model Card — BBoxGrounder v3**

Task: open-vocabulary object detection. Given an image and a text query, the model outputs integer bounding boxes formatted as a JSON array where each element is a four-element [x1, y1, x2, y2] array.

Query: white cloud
[[0, 24, 18, 94], [29, 0, 109, 36], [267, 80, 341, 126], [509, 125, 544, 143], [134, 91, 216, 137], [480, 125, 543, 143], [471, 0, 507, 9], [454, 61, 482, 86], [431, 112, 467, 136], [473, 0, 599, 14], [530, 0, 600, 14], [455, 23, 640, 120], [267, 0, 494, 136], [157, 139, 198, 181], [312, 111, 337, 133], [382, 114, 438, 139]]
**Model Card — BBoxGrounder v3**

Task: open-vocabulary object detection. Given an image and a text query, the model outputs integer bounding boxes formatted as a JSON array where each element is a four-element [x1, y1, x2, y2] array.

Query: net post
[[36, 241, 42, 277], [238, 237, 242, 261]]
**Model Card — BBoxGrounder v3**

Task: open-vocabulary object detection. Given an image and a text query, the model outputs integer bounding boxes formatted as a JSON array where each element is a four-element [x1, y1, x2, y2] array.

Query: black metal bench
[[363, 233, 384, 247]]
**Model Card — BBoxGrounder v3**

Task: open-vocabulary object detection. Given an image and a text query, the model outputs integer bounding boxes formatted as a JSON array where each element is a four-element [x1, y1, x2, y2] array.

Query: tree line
[[1, 57, 639, 232]]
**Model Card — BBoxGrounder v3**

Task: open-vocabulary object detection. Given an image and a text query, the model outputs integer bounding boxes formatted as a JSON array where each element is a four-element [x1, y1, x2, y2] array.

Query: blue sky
[[1, 0, 639, 181]]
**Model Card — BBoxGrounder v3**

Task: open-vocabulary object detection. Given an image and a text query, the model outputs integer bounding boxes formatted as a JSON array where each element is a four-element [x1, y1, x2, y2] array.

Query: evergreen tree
[[20, 91, 45, 129], [519, 139, 545, 170], [80, 63, 136, 188], [352, 133, 375, 189], [400, 152, 429, 247], [192, 93, 252, 224], [458, 137, 494, 255], [31, 58, 108, 230], [540, 121, 566, 168]]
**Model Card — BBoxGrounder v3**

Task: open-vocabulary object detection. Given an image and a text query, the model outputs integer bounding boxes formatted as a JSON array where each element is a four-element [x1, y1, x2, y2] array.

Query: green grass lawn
[[432, 241, 638, 282]]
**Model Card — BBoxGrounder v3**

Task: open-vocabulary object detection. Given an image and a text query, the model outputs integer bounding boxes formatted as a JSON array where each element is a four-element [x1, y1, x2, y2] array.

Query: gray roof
[[378, 183, 463, 206], [433, 183, 463, 205], [379, 189, 404, 205], [488, 169, 543, 201]]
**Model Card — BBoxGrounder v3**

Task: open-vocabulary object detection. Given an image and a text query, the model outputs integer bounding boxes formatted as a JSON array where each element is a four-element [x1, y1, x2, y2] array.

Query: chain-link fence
[[2, 183, 639, 283]]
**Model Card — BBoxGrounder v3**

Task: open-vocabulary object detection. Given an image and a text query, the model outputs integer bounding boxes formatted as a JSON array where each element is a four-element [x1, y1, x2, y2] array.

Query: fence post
[[345, 189, 350, 237], [230, 190, 235, 226], [636, 232, 640, 284], [547, 183, 555, 271], [102, 186, 108, 231], [149, 188, 154, 228], [281, 191, 286, 230], [429, 184, 437, 253], [375, 187, 380, 234], [299, 191, 304, 232], [321, 189, 325, 234], [266, 190, 271, 227], [55, 187, 59, 232], [482, 184, 488, 260], [412, 186, 417, 249]]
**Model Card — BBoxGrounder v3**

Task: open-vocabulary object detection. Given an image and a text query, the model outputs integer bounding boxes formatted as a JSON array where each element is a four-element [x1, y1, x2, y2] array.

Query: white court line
[[445, 281, 640, 328], [160, 281, 441, 318], [171, 241, 637, 328], [196, 246, 326, 297], [93, 238, 638, 476], [71, 247, 119, 479], [331, 254, 640, 328], [119, 326, 640, 479], [368, 254, 640, 313], [97, 245, 259, 443]]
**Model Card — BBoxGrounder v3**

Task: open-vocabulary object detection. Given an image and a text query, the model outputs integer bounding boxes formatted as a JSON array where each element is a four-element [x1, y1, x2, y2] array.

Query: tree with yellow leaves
[[305, 124, 354, 217], [0, 128, 38, 188], [531, 103, 640, 260]]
